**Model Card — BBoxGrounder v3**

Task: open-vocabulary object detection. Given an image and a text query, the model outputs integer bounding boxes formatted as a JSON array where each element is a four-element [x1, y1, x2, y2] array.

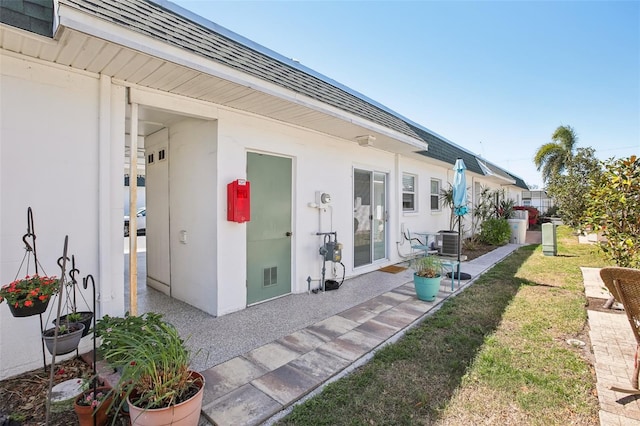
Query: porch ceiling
[[0, 24, 429, 160]]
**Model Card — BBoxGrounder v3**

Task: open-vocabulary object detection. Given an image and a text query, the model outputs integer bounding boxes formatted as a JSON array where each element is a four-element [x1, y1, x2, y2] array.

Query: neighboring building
[[522, 190, 555, 215], [0, 0, 528, 379]]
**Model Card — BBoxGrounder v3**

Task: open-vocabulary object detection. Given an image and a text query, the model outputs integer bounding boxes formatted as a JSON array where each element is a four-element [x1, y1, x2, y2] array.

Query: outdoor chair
[[600, 266, 640, 393], [406, 229, 438, 258]]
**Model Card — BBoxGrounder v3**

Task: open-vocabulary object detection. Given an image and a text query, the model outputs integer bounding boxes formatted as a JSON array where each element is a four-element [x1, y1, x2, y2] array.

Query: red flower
[[0, 275, 59, 309]]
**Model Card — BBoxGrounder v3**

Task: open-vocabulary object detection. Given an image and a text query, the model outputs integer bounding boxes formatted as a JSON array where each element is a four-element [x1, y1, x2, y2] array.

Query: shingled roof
[[0, 0, 53, 36], [2, 0, 528, 189]]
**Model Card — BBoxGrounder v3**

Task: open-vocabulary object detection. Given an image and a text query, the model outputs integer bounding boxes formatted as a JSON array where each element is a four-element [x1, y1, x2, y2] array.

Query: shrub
[[479, 218, 511, 246], [583, 155, 640, 268], [545, 205, 560, 218]]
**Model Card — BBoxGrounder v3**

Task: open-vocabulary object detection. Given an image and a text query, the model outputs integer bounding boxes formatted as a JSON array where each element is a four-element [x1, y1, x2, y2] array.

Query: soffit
[[1, 23, 432, 158]]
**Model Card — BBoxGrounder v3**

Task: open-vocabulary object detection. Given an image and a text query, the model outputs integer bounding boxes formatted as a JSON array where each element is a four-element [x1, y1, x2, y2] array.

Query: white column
[[128, 99, 138, 316]]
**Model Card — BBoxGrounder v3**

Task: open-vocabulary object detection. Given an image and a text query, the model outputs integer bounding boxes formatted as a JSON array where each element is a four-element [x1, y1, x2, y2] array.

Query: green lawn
[[278, 226, 605, 425]]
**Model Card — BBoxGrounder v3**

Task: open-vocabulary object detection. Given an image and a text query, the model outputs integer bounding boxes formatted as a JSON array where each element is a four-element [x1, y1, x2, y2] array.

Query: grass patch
[[278, 226, 602, 425]]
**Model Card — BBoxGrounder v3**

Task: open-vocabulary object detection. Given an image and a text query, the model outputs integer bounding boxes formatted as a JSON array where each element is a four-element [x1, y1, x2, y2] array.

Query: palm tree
[[534, 125, 578, 183]]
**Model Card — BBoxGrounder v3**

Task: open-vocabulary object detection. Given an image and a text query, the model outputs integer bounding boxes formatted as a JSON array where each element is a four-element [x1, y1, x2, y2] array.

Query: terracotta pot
[[127, 371, 205, 426], [8, 298, 49, 317], [74, 386, 113, 426]]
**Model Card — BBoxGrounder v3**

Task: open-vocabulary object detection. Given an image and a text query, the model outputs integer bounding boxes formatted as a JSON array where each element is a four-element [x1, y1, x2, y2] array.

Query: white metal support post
[[128, 99, 138, 316]]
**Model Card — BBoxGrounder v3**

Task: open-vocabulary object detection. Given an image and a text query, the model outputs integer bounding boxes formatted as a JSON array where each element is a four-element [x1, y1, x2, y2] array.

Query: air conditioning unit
[[438, 230, 459, 257]]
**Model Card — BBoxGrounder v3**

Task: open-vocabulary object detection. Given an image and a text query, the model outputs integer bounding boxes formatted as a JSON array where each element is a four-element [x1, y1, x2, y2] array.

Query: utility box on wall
[[227, 179, 250, 223]]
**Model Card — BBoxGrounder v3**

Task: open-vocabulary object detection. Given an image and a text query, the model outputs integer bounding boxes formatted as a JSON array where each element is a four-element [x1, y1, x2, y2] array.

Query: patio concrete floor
[[122, 238, 524, 425]]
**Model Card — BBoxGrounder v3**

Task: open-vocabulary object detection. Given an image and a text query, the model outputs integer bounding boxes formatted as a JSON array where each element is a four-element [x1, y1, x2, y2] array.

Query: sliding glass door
[[353, 168, 387, 268]]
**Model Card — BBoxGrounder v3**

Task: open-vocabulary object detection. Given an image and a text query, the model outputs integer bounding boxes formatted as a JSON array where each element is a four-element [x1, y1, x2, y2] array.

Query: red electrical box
[[227, 179, 250, 223]]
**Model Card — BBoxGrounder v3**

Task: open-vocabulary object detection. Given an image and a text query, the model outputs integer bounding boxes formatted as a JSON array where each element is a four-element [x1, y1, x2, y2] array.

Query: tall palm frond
[[534, 125, 578, 183]]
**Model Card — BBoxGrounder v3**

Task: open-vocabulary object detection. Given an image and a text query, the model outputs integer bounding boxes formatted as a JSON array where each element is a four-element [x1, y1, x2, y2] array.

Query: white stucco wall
[[169, 119, 218, 314], [145, 128, 170, 292], [0, 51, 525, 378], [213, 109, 454, 316], [0, 55, 105, 379]]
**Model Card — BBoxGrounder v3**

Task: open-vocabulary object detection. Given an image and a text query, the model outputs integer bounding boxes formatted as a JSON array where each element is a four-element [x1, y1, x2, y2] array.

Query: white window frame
[[430, 178, 441, 211], [402, 173, 417, 212]]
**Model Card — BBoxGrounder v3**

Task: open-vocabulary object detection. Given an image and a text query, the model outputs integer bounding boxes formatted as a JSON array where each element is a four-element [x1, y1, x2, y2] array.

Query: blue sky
[[170, 0, 639, 189]]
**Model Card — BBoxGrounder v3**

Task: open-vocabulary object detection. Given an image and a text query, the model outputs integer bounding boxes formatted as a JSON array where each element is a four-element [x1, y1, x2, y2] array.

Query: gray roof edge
[[476, 156, 529, 189], [151, 0, 449, 148]]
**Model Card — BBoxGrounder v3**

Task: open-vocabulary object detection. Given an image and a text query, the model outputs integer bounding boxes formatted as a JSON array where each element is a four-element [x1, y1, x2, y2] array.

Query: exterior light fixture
[[355, 135, 376, 147]]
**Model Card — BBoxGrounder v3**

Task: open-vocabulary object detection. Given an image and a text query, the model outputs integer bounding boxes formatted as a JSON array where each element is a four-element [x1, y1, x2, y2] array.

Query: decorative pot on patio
[[413, 256, 443, 302], [413, 274, 442, 302], [127, 371, 205, 426], [42, 322, 84, 355]]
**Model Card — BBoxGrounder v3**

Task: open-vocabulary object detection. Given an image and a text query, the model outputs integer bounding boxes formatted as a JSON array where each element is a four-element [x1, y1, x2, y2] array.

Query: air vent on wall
[[263, 266, 277, 287]]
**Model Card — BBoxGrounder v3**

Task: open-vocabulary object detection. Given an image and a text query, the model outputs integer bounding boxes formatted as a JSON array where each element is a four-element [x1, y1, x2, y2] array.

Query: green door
[[246, 153, 292, 305]]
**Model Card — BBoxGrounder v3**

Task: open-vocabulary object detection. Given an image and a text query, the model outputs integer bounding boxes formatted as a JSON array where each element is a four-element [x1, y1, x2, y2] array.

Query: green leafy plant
[[67, 312, 82, 322], [93, 312, 164, 365], [546, 147, 601, 229], [583, 155, 640, 268], [497, 198, 515, 219], [545, 205, 560, 217], [479, 218, 511, 246], [440, 184, 456, 230], [95, 312, 202, 410], [414, 256, 443, 278], [0, 275, 59, 308]]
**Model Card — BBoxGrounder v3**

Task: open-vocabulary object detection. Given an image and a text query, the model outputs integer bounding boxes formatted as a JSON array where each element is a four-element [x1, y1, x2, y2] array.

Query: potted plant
[[54, 309, 94, 338], [0, 274, 60, 317], [413, 255, 443, 301], [73, 383, 113, 426], [42, 321, 85, 355], [95, 312, 204, 426]]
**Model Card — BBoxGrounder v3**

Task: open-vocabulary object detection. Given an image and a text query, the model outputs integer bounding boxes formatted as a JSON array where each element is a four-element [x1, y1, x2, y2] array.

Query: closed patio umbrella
[[452, 158, 471, 280]]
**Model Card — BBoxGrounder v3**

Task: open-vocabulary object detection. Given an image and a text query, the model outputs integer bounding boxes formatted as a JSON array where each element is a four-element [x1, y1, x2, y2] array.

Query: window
[[402, 173, 417, 212], [430, 179, 441, 211]]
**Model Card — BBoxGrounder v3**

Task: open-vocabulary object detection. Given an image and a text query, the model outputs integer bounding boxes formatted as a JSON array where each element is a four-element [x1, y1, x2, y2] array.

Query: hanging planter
[[0, 275, 60, 318], [8, 297, 50, 317], [42, 323, 84, 355], [53, 311, 94, 337]]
